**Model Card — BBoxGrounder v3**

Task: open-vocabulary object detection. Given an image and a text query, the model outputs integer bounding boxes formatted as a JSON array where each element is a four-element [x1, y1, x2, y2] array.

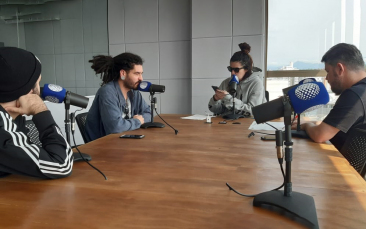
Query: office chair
[[25, 120, 42, 147], [340, 127, 366, 180], [75, 112, 89, 144], [265, 90, 269, 102], [25, 118, 91, 162]]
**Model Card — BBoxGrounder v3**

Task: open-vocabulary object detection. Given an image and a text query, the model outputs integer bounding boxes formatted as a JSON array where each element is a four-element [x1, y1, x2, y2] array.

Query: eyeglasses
[[227, 66, 244, 73]]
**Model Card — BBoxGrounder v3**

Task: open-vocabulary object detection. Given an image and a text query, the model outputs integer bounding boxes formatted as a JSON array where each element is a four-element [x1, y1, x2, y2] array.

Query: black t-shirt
[[323, 78, 366, 151]]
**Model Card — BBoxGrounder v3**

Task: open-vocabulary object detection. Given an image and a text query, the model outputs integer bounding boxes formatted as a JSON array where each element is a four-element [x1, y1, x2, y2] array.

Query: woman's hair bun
[[239, 42, 251, 54]]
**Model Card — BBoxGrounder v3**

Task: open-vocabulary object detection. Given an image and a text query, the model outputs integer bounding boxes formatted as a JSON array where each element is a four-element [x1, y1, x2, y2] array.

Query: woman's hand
[[214, 89, 229, 100]]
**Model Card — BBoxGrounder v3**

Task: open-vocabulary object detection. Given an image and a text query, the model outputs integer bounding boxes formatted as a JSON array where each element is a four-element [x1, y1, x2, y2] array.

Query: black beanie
[[0, 47, 41, 103]]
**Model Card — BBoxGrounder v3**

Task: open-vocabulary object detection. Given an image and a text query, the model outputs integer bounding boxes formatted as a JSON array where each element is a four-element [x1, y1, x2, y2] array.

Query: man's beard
[[331, 74, 343, 95], [124, 78, 140, 90]]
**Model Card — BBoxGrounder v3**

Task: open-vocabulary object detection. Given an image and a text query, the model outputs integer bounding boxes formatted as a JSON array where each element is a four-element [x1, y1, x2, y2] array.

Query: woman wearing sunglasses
[[208, 42, 266, 118]]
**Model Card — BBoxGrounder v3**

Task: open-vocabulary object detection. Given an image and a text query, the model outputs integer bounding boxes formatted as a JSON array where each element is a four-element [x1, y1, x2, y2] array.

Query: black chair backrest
[[75, 112, 89, 144], [25, 120, 42, 147], [265, 90, 269, 102], [340, 127, 366, 179]]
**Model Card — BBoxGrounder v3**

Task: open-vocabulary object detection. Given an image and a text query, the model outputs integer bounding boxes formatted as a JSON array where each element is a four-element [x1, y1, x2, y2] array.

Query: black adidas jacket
[[0, 106, 73, 179]]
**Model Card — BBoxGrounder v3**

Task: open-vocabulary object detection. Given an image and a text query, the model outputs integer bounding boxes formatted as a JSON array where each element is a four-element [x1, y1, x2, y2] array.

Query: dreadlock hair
[[89, 52, 143, 86], [230, 42, 253, 80]]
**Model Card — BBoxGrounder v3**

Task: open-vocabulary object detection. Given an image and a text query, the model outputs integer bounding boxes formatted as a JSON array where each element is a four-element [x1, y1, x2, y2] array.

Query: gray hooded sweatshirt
[[208, 72, 266, 117]]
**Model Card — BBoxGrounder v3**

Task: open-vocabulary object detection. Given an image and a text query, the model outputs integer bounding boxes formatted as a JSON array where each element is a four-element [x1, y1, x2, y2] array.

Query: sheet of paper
[[181, 114, 213, 120], [248, 121, 284, 131]]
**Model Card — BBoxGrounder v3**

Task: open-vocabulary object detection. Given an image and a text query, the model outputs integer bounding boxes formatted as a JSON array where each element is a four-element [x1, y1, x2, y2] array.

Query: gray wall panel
[[233, 0, 264, 36], [192, 37, 232, 79], [159, 41, 191, 80], [0, 22, 26, 49], [60, 19, 84, 54], [37, 54, 56, 86], [124, 0, 158, 43], [108, 0, 125, 44], [25, 21, 54, 55], [109, 44, 125, 57], [192, 0, 232, 38], [192, 78, 224, 115], [83, 0, 108, 53], [161, 79, 191, 114], [55, 0, 83, 19], [126, 42, 159, 80], [159, 0, 191, 41], [232, 35, 264, 72], [52, 21, 62, 54]]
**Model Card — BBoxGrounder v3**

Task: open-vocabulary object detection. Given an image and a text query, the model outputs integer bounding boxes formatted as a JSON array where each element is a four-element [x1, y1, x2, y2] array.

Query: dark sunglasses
[[227, 66, 244, 73]]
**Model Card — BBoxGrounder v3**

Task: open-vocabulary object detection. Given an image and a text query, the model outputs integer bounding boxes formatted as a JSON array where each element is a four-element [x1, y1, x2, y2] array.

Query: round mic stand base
[[73, 152, 92, 161], [141, 122, 165, 129], [222, 92, 244, 120], [142, 92, 165, 129], [222, 113, 244, 120], [253, 191, 319, 229]]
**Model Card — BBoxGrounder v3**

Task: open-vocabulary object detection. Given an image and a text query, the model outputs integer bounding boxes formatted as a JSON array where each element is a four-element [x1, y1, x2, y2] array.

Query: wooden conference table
[[0, 115, 365, 229]]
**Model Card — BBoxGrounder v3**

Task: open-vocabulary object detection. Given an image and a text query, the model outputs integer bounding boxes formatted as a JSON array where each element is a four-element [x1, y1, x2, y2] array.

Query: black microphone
[[138, 81, 165, 93]]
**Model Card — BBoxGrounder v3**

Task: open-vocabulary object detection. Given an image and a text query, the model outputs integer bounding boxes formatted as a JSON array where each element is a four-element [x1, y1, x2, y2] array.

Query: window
[[266, 0, 366, 104]]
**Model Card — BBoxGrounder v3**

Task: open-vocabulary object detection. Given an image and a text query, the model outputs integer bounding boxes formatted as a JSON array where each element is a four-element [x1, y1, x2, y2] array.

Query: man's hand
[[214, 89, 229, 100], [291, 120, 322, 130], [133, 115, 145, 125], [5, 94, 48, 116]]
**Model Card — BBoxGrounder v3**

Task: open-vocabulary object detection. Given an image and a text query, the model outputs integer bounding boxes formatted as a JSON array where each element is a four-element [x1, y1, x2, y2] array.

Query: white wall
[[108, 0, 192, 114], [192, 0, 266, 114], [108, 0, 266, 115]]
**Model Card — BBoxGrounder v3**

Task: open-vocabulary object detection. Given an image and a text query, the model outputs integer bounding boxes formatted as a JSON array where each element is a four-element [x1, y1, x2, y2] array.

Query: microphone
[[228, 75, 239, 95], [138, 81, 165, 93], [42, 84, 89, 109], [252, 81, 329, 124]]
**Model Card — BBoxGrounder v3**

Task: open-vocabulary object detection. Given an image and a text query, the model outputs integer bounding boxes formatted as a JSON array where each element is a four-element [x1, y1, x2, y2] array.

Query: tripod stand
[[141, 91, 164, 129], [252, 97, 318, 228]]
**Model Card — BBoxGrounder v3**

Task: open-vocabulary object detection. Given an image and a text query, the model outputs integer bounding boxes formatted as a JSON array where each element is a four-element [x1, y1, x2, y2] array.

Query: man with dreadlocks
[[85, 52, 151, 142]]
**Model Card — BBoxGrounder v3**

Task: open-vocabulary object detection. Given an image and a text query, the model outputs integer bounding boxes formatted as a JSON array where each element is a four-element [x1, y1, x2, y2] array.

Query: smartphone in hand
[[120, 135, 145, 139], [212, 86, 219, 91]]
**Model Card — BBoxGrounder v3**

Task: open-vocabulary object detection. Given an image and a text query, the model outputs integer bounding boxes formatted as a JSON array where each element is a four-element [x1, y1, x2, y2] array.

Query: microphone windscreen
[[138, 81, 152, 92], [228, 75, 239, 94], [288, 82, 329, 114], [252, 97, 285, 124], [42, 84, 66, 103], [229, 75, 239, 84], [299, 78, 316, 84]]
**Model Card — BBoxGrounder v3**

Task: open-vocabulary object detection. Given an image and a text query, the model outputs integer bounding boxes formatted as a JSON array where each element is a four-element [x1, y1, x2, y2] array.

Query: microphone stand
[[141, 91, 165, 129], [253, 97, 318, 228], [223, 92, 244, 120], [64, 92, 92, 161], [291, 114, 309, 138]]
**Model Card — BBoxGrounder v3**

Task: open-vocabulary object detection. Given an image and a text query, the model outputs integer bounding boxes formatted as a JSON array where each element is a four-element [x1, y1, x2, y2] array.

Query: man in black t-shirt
[[294, 43, 366, 152]]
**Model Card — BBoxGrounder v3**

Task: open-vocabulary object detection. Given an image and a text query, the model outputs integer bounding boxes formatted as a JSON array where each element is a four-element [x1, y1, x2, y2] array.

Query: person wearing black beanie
[[0, 47, 73, 179]]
